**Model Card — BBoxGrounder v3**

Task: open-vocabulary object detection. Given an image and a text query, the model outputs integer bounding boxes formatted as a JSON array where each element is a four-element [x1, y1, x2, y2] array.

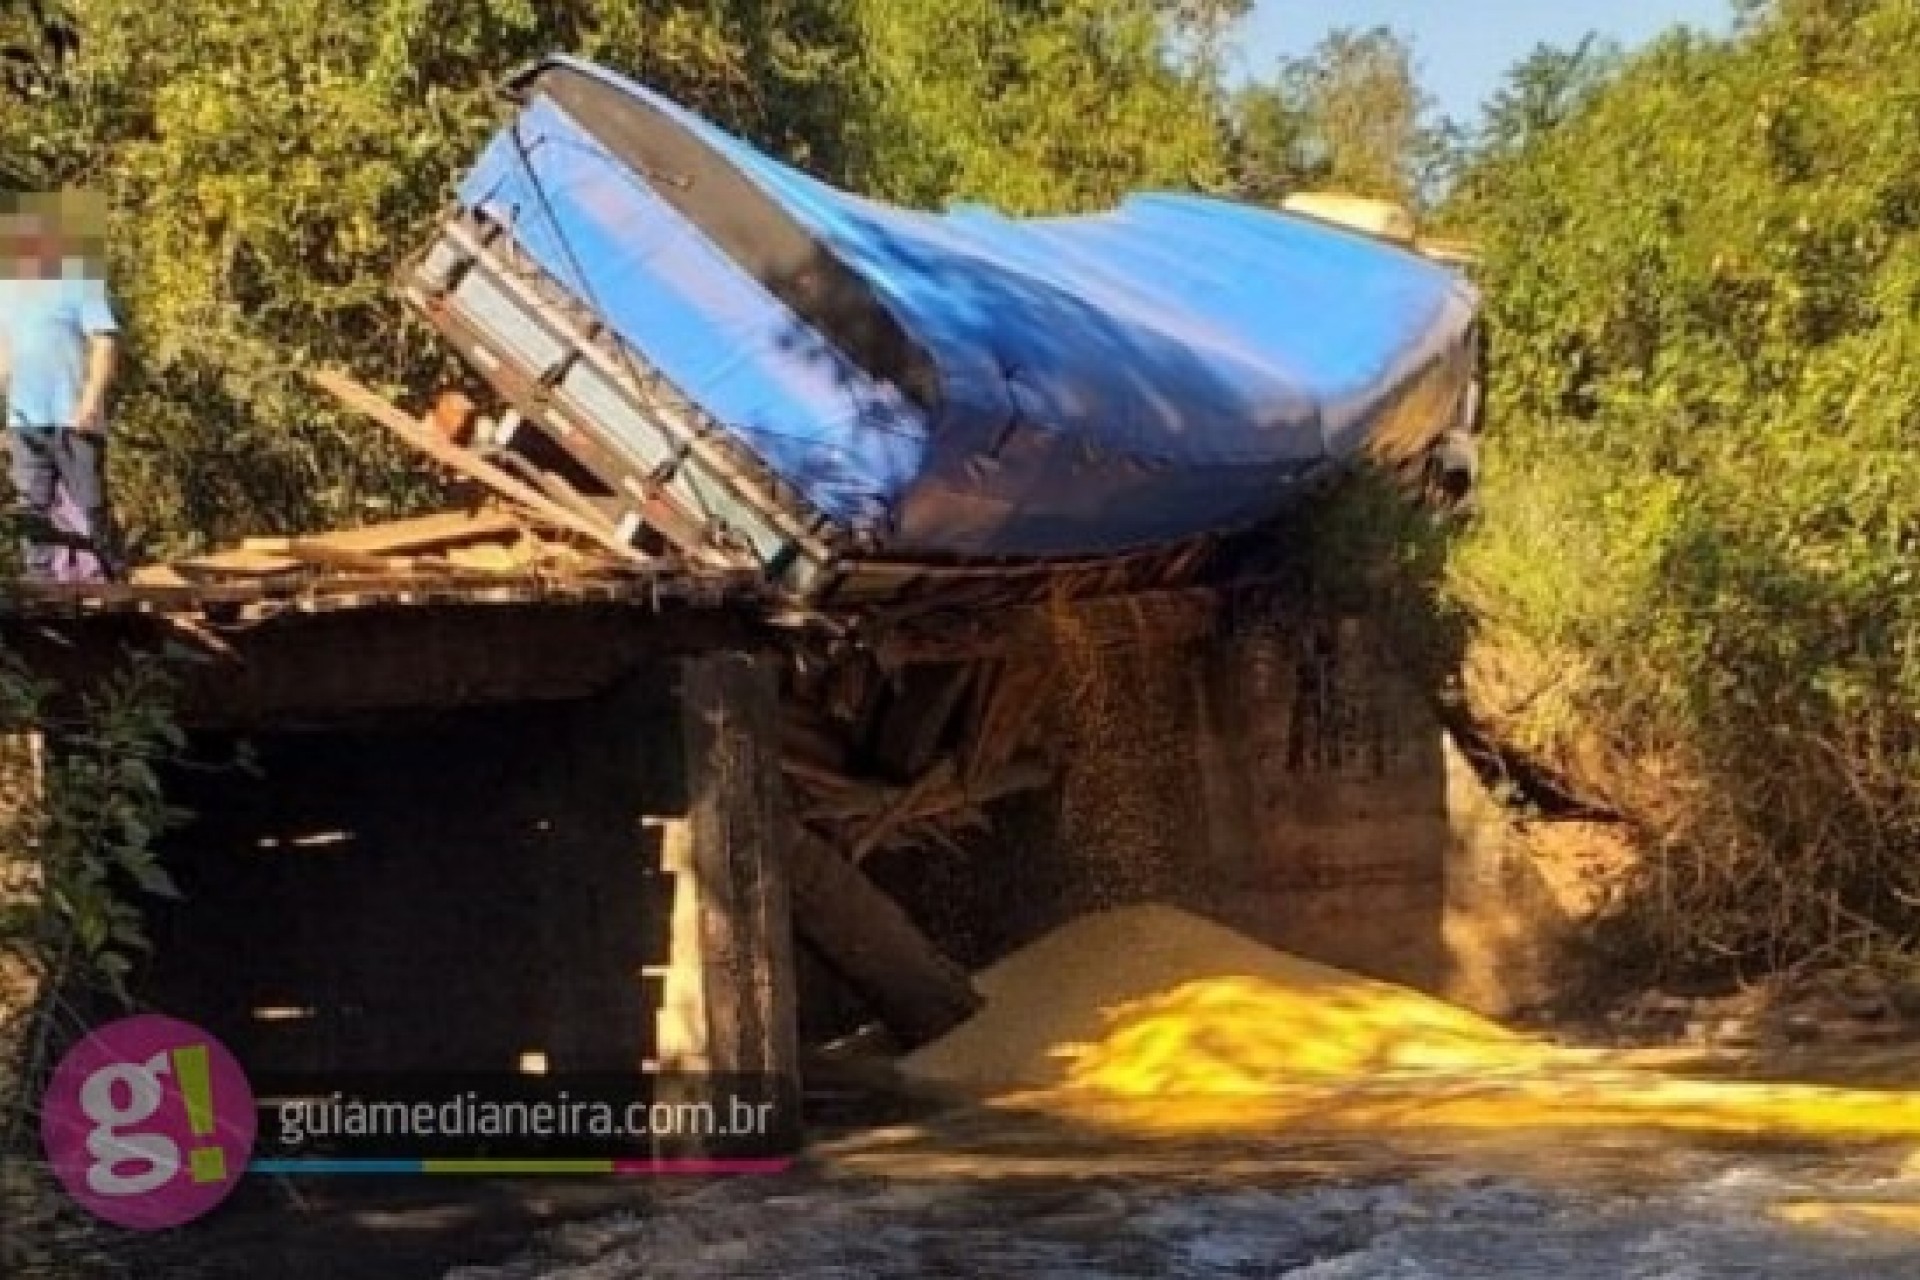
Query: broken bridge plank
[[802, 756, 1054, 826], [310, 368, 664, 569], [788, 829, 982, 1047]]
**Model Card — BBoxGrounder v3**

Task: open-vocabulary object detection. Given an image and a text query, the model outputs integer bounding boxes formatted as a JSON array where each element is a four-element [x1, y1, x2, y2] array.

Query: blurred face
[[0, 213, 60, 278]]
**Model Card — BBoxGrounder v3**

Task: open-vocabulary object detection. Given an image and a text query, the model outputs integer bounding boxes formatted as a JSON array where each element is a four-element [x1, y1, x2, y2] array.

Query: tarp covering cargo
[[440, 56, 1480, 564]]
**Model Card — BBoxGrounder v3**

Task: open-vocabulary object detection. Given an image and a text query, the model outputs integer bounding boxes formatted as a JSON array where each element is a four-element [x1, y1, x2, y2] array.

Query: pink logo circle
[[40, 1014, 256, 1230]]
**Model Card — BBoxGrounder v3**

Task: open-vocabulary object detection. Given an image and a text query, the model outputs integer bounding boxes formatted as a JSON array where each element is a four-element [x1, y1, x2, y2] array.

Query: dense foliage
[[855, 0, 1234, 210], [0, 653, 186, 1145], [1447, 0, 1920, 977], [1230, 26, 1440, 208], [0, 1, 74, 115]]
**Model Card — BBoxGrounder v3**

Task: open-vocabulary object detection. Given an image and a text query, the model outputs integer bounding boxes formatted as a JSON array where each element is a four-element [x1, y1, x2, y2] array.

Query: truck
[[401, 57, 1485, 609]]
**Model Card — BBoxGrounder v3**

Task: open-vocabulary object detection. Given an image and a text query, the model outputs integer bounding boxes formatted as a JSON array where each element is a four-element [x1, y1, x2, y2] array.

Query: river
[[440, 1103, 1920, 1279]]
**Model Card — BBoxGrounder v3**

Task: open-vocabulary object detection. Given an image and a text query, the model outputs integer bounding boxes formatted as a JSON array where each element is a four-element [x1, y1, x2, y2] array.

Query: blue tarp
[[455, 57, 1480, 559]]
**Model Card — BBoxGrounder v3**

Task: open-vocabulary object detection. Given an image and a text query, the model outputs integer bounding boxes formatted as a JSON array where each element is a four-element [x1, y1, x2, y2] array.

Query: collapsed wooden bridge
[[2, 370, 1291, 1124]]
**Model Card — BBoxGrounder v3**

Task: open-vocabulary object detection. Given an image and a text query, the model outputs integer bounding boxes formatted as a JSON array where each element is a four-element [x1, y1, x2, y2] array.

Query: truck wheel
[[1425, 428, 1479, 515]]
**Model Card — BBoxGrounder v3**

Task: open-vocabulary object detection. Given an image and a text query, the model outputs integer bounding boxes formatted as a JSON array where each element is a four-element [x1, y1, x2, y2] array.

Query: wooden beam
[[788, 829, 981, 1047], [267, 541, 411, 576], [964, 654, 1055, 787], [780, 712, 850, 776], [493, 452, 626, 541], [781, 757, 860, 793], [870, 662, 974, 782], [128, 565, 193, 589], [0, 568, 759, 625], [310, 368, 666, 568], [653, 655, 799, 1113], [848, 758, 957, 863], [294, 510, 526, 556], [0, 604, 758, 728], [647, 653, 801, 1154], [176, 548, 306, 579], [870, 578, 1235, 666], [798, 755, 1054, 825]]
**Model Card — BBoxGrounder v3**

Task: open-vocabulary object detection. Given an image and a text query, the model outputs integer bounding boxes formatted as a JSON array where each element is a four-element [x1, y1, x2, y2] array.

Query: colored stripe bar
[[251, 1159, 424, 1176], [422, 1160, 615, 1176], [249, 1157, 794, 1176], [612, 1158, 793, 1176]]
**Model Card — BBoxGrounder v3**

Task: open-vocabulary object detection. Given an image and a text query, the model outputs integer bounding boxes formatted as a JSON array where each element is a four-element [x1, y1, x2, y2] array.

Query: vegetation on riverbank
[[1445, 0, 1920, 981]]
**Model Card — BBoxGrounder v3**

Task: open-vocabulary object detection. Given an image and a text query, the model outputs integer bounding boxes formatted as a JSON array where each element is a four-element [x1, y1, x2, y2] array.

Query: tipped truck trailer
[[404, 57, 1483, 607]]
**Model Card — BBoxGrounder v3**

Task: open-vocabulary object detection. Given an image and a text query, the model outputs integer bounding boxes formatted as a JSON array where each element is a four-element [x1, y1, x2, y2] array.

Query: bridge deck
[[0, 566, 761, 622], [0, 497, 767, 628]]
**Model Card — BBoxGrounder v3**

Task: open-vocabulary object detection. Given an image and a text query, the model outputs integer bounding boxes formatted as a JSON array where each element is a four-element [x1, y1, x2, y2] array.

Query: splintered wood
[[159, 507, 611, 587], [310, 368, 661, 567], [774, 584, 1237, 872], [102, 370, 739, 612], [780, 640, 1059, 868]]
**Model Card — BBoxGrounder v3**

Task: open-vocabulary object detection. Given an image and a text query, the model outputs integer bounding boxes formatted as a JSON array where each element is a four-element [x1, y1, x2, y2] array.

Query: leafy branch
[[1, 648, 188, 1150]]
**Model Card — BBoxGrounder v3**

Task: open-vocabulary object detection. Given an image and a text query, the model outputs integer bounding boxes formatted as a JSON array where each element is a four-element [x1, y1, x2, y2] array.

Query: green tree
[[0, 0, 77, 185], [0, 0, 73, 98], [1224, 74, 1311, 205], [1, 652, 189, 1151], [852, 0, 1230, 213], [1446, 0, 1920, 977], [1156, 0, 1253, 79], [1478, 36, 1620, 157], [1238, 26, 1434, 206]]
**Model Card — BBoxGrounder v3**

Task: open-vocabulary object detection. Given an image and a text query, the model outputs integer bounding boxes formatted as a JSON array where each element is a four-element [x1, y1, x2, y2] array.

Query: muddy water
[[438, 1099, 1920, 1280], [13, 1082, 1920, 1278], [19, 1034, 1920, 1277]]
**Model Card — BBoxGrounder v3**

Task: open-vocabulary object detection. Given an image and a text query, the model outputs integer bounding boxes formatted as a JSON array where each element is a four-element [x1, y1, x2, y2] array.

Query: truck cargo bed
[[404, 56, 1483, 605]]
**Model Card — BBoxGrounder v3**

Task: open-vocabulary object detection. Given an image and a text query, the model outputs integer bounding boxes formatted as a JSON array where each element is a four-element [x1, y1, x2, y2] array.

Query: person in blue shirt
[[0, 200, 123, 582]]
